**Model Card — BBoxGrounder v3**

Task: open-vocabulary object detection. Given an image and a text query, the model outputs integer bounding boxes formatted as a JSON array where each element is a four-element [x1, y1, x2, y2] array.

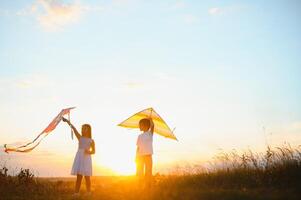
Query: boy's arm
[[136, 136, 140, 159], [135, 147, 139, 161], [149, 119, 154, 134], [62, 117, 81, 140]]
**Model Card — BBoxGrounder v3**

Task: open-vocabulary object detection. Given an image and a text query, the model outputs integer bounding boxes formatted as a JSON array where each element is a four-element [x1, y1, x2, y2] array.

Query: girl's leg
[[75, 174, 83, 193], [84, 176, 91, 192]]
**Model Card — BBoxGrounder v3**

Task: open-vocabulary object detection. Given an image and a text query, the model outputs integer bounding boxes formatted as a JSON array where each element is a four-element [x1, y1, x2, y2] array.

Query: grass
[[1, 144, 301, 200]]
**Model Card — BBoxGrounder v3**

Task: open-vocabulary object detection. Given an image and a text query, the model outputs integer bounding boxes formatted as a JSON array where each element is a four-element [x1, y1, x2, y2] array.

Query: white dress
[[71, 137, 93, 176]]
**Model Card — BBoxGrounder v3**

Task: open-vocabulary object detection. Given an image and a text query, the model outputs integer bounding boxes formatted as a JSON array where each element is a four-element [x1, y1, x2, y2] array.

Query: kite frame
[[118, 107, 178, 140]]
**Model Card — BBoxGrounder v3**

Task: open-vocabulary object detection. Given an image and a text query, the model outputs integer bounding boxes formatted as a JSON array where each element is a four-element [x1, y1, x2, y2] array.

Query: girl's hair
[[82, 124, 92, 138]]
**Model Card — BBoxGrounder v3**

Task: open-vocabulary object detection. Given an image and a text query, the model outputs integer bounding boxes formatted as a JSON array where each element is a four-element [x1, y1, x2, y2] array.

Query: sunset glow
[[0, 0, 300, 177]]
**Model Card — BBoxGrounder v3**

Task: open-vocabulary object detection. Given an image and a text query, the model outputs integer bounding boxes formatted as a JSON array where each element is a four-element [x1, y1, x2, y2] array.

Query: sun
[[91, 126, 139, 176], [106, 159, 136, 175], [93, 144, 137, 176]]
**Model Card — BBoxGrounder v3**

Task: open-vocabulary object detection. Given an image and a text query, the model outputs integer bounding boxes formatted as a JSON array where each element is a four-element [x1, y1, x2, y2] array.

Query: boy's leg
[[136, 155, 143, 177], [84, 176, 91, 192], [145, 155, 153, 188], [75, 174, 83, 193]]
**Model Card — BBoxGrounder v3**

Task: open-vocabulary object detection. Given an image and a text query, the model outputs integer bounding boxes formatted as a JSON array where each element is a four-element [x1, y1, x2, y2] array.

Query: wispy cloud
[[17, 0, 104, 31], [208, 7, 223, 15], [16, 79, 39, 89], [124, 81, 143, 89], [0, 74, 53, 90], [36, 0, 83, 31], [182, 14, 199, 24], [15, 74, 52, 89], [156, 73, 178, 81], [168, 1, 198, 25], [208, 5, 244, 16], [170, 1, 186, 10], [112, 0, 135, 6]]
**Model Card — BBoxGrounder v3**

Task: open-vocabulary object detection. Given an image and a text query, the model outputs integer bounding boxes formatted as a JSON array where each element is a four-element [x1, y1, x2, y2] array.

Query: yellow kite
[[118, 107, 177, 140]]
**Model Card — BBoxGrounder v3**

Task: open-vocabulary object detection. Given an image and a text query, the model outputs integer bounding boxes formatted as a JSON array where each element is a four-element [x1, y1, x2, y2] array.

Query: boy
[[136, 118, 154, 188]]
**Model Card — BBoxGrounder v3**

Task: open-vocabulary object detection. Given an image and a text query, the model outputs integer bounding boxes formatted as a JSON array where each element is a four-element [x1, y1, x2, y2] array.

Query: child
[[62, 117, 95, 196], [136, 118, 154, 188]]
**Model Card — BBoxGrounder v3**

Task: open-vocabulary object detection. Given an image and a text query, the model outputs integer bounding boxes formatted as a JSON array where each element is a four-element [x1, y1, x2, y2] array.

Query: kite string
[[69, 113, 73, 140]]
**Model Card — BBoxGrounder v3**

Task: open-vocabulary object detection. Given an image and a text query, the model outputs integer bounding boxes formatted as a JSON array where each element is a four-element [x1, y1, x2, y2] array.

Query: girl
[[62, 117, 95, 196]]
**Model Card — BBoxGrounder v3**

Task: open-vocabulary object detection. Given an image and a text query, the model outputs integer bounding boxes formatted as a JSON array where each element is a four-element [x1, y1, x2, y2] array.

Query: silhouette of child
[[62, 117, 95, 196], [136, 118, 154, 188]]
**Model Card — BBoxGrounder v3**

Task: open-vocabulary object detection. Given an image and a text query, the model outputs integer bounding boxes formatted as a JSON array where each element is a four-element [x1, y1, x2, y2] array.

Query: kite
[[4, 107, 75, 153], [118, 107, 177, 140]]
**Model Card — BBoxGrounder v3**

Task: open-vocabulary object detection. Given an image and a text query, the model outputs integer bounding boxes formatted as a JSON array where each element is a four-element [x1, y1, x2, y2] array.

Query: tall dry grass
[[1, 144, 301, 200]]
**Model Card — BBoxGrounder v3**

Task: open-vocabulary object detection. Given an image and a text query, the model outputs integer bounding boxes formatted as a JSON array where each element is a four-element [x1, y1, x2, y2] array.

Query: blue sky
[[0, 0, 300, 176]]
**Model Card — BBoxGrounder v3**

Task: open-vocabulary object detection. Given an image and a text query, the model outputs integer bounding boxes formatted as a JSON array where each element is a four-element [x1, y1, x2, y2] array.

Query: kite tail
[[4, 107, 75, 153], [4, 133, 48, 153], [4, 131, 46, 153], [4, 134, 47, 153]]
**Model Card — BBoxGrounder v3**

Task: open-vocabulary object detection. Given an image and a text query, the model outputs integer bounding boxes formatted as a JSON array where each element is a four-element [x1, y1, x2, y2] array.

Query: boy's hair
[[139, 118, 151, 132], [82, 124, 92, 138]]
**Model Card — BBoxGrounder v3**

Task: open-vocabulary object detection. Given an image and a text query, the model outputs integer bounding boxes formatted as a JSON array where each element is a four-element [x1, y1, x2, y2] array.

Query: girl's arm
[[62, 117, 81, 140], [85, 140, 95, 155]]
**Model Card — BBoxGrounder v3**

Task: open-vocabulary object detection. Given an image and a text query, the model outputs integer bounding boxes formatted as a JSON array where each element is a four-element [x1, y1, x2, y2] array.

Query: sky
[[0, 0, 300, 176]]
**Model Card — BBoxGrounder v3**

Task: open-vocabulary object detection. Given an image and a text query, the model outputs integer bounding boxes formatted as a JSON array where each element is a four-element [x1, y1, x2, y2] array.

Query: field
[[1, 145, 301, 200]]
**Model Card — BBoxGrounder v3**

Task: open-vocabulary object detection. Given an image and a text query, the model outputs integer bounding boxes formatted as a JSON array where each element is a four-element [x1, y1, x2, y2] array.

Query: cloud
[[112, 0, 137, 6], [124, 82, 143, 89], [156, 73, 178, 81], [16, 79, 35, 89], [0, 74, 52, 90], [14, 74, 52, 89], [17, 0, 104, 31], [182, 14, 199, 24], [170, 1, 186, 10], [36, 0, 84, 31], [208, 7, 223, 15], [208, 5, 244, 16]]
